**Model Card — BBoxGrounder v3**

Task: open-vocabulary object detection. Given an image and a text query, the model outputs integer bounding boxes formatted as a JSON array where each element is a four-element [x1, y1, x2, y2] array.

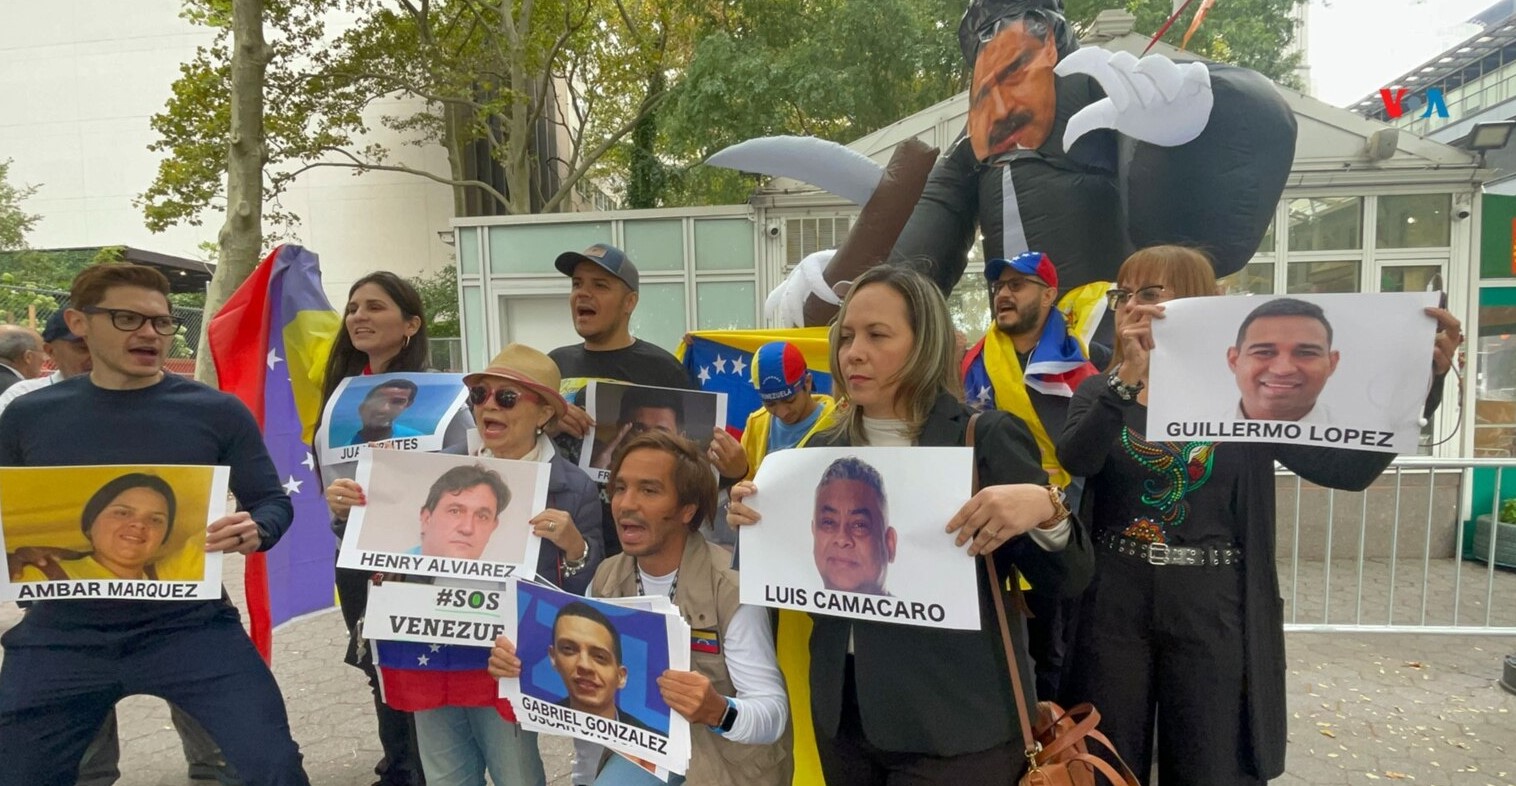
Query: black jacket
[[1057, 373, 1447, 779], [806, 392, 1094, 760]]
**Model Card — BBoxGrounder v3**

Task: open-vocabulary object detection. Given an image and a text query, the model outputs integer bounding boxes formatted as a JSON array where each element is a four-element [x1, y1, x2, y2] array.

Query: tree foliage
[[141, 0, 681, 235], [630, 0, 967, 207], [0, 159, 41, 252], [1064, 0, 1306, 88], [408, 263, 459, 338]]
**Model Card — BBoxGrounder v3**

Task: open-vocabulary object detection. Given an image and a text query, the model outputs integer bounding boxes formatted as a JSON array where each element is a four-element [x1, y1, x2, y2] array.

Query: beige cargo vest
[[591, 531, 793, 786]]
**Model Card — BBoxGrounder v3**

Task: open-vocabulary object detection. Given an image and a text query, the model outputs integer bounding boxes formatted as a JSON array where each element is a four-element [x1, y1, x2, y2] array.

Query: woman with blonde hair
[[1057, 245, 1462, 784], [729, 264, 1093, 783]]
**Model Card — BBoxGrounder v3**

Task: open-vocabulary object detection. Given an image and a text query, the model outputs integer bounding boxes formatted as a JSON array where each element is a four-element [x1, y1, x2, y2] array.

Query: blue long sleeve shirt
[[0, 373, 293, 644]]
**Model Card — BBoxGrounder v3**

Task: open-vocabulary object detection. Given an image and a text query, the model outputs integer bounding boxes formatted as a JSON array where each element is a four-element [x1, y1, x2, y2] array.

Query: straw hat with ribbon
[[462, 344, 568, 419]]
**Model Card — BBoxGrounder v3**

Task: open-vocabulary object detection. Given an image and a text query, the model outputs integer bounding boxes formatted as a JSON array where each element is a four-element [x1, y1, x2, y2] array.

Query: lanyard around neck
[[632, 560, 678, 603]]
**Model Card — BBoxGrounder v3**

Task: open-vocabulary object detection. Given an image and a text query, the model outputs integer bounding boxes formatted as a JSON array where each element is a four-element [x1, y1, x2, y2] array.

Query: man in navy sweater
[[0, 264, 309, 786]]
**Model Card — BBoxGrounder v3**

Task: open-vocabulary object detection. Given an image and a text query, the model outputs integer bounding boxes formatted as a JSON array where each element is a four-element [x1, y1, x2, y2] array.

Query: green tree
[[141, 0, 684, 234], [0, 159, 40, 251], [633, 0, 967, 207], [408, 263, 459, 338], [1064, 0, 1306, 88]]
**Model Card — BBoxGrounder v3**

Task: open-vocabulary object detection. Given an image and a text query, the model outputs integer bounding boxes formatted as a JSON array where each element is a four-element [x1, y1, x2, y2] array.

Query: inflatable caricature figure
[[714, 0, 1298, 328]]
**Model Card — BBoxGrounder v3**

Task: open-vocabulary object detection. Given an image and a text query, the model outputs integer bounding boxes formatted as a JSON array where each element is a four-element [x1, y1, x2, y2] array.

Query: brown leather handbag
[[965, 413, 1140, 786]]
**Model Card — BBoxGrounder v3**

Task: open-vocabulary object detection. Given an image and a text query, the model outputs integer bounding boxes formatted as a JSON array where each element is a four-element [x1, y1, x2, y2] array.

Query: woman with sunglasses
[[376, 344, 601, 786], [728, 264, 1093, 783], [319, 271, 432, 786], [1057, 245, 1461, 785]]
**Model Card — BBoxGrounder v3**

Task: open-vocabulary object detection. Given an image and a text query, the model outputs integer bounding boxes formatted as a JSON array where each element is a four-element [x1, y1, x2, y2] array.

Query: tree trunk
[[195, 0, 269, 385], [625, 69, 665, 210]]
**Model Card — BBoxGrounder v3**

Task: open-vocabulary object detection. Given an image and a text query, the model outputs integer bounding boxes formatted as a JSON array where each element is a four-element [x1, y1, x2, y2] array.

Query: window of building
[[1377, 194, 1451, 249], [784, 216, 853, 269], [1288, 197, 1362, 251], [1475, 298, 1516, 458]]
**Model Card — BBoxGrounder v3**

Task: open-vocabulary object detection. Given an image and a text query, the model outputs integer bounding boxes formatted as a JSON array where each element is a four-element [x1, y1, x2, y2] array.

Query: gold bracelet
[[1037, 485, 1070, 530]]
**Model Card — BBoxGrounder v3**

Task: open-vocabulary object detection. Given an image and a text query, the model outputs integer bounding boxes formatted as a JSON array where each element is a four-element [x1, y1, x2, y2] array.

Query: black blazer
[[806, 392, 1094, 760]]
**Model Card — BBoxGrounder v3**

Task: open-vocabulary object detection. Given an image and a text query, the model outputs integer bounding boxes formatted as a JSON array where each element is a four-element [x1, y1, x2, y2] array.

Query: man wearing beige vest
[[490, 429, 791, 785]]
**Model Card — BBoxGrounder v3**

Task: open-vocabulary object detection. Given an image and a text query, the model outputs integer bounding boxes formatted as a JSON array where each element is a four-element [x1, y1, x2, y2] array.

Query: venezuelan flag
[[209, 245, 342, 660], [678, 327, 832, 437], [680, 326, 832, 786]]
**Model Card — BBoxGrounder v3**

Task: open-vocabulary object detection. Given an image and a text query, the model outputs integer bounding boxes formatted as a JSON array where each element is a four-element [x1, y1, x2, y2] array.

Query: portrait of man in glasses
[[347, 378, 425, 446]]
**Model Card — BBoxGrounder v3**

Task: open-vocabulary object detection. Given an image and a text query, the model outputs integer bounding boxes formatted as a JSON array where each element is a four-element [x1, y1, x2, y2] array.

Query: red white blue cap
[[751, 342, 809, 401], [985, 250, 1057, 289]]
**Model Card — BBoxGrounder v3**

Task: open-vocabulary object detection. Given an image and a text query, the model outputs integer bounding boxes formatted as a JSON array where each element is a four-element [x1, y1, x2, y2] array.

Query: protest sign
[[0, 464, 228, 601], [579, 382, 727, 483], [1148, 292, 1438, 453], [739, 447, 980, 630], [317, 372, 469, 466], [501, 579, 693, 774], [337, 449, 549, 581], [365, 580, 510, 647]]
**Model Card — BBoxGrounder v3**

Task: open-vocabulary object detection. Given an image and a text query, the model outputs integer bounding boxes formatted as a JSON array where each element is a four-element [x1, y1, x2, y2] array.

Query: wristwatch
[[711, 697, 738, 734], [1038, 485, 1070, 530], [1106, 371, 1144, 402]]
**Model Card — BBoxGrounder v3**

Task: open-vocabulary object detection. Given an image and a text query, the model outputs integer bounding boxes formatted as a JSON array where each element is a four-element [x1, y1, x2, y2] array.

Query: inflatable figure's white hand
[[764, 249, 839, 328], [1055, 48, 1213, 151]]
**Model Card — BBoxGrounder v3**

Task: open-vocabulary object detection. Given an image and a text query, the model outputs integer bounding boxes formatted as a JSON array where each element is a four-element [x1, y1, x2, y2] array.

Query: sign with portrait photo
[[579, 381, 728, 483], [501, 579, 693, 774], [1147, 292, 1439, 453], [337, 449, 550, 581], [0, 464, 229, 602], [739, 447, 981, 630], [317, 372, 470, 466]]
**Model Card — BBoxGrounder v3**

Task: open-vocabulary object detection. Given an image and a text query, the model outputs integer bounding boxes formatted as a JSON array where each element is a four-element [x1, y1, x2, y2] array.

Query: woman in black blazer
[[729, 264, 1093, 784]]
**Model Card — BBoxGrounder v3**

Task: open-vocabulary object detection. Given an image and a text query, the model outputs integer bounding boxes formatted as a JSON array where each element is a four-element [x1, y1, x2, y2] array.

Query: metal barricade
[[1280, 457, 1516, 635]]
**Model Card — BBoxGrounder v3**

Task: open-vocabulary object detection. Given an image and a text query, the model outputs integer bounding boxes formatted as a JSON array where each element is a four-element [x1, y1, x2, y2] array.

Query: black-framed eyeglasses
[[988, 278, 1048, 298], [469, 385, 530, 409], [1105, 285, 1168, 310], [80, 306, 182, 336]]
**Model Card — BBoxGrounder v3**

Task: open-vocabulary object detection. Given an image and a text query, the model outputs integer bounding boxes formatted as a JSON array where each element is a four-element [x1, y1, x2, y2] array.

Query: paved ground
[[2, 556, 1513, 785]]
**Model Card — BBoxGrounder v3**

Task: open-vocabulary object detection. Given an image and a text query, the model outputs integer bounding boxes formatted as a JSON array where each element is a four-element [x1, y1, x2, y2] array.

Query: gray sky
[[1307, 0, 1497, 107]]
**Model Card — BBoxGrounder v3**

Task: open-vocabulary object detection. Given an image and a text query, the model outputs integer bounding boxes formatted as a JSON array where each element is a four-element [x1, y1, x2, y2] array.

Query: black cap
[[41, 310, 81, 343], [554, 244, 639, 292]]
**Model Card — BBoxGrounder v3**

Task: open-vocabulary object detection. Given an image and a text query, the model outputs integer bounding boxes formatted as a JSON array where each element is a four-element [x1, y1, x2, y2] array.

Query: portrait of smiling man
[[811, 456, 897, 597], [1227, 297, 1340, 423], [415, 463, 511, 560], [547, 601, 656, 733]]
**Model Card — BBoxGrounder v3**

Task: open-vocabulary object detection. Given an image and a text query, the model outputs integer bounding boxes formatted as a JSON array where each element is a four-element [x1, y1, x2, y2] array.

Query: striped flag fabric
[[678, 328, 833, 436], [208, 244, 343, 660], [375, 640, 516, 720]]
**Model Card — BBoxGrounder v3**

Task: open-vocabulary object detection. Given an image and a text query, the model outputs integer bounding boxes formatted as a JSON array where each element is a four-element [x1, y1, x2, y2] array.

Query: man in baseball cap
[[547, 243, 693, 557], [0, 309, 92, 418], [708, 341, 837, 483]]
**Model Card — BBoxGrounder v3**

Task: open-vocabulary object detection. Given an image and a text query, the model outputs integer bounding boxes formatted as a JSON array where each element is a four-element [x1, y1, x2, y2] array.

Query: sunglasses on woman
[[468, 385, 536, 409]]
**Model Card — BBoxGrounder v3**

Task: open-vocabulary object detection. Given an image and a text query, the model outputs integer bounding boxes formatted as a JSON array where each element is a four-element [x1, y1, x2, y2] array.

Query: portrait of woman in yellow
[[13, 473, 190, 582]]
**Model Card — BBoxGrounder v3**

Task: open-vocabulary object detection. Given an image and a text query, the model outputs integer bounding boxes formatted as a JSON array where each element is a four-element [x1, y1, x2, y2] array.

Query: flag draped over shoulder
[[680, 327, 832, 786], [678, 328, 833, 435], [209, 244, 342, 661]]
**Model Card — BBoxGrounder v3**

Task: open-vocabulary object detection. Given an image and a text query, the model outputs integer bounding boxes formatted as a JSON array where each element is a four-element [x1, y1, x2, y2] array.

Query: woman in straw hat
[[404, 344, 604, 786]]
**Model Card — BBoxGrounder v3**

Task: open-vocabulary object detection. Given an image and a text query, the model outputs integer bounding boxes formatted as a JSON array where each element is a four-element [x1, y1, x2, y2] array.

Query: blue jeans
[[0, 608, 307, 786], [413, 706, 545, 786], [592, 752, 686, 786]]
